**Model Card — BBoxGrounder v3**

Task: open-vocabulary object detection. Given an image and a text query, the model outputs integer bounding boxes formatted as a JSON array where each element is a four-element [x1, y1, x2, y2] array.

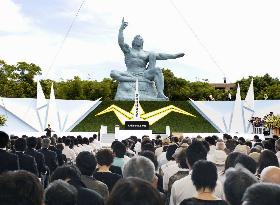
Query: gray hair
[[42, 138, 50, 149], [224, 165, 258, 205], [123, 156, 155, 183]]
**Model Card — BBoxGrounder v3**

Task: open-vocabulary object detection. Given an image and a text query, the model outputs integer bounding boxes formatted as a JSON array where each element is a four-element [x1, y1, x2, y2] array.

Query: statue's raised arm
[[118, 18, 130, 53]]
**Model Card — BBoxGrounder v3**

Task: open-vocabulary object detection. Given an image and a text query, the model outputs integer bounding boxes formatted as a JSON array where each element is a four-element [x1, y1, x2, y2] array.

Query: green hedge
[[72, 101, 217, 133]]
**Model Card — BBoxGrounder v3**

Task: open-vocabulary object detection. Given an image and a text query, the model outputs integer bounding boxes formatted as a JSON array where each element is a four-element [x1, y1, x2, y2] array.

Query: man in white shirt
[[160, 144, 179, 192], [62, 138, 76, 162], [170, 141, 223, 205]]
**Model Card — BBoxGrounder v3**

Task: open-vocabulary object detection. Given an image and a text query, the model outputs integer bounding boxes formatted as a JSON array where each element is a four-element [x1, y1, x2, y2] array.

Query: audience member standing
[[0, 131, 19, 174]]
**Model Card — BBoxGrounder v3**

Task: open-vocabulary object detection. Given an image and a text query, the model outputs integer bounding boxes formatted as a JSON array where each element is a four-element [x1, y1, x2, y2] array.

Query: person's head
[[166, 144, 178, 161], [56, 143, 64, 152], [139, 150, 158, 170], [260, 166, 280, 184], [27, 137, 38, 149], [42, 138, 51, 149], [0, 170, 43, 205], [0, 131, 9, 148], [48, 124, 50, 128], [92, 134, 97, 140], [45, 179, 78, 205], [242, 183, 280, 205], [123, 156, 155, 184], [258, 150, 279, 174], [253, 135, 260, 142], [50, 165, 81, 182], [96, 149, 114, 167], [224, 166, 258, 205], [275, 139, 280, 152], [107, 177, 163, 205], [141, 143, 155, 153], [50, 137, 56, 146], [15, 138, 27, 152], [176, 148, 188, 169], [226, 139, 237, 153], [76, 151, 97, 176], [234, 153, 257, 174], [224, 152, 242, 172], [82, 137, 89, 145], [205, 136, 216, 146], [186, 141, 207, 169], [191, 160, 217, 192], [112, 141, 126, 158], [132, 35, 144, 49], [216, 141, 226, 150], [64, 138, 71, 146]]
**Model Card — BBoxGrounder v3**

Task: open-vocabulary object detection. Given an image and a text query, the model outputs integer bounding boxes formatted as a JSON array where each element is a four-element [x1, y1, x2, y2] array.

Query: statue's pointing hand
[[121, 17, 128, 30], [176, 53, 185, 58]]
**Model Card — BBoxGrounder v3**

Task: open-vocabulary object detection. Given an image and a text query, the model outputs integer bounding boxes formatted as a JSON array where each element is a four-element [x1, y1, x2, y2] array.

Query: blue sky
[[1, 0, 280, 83]]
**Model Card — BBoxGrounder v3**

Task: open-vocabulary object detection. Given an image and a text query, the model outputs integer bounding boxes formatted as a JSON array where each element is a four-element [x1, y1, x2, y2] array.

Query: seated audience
[[260, 166, 280, 184], [170, 141, 223, 205], [94, 149, 122, 192], [112, 141, 128, 170], [45, 179, 78, 205], [233, 153, 257, 174], [123, 156, 158, 189], [242, 183, 280, 205], [26, 137, 48, 177], [106, 177, 164, 205], [14, 138, 38, 176], [39, 138, 58, 174], [161, 144, 179, 192], [51, 165, 104, 205], [0, 170, 43, 205], [63, 138, 76, 163], [257, 150, 279, 175], [168, 148, 189, 193], [76, 151, 109, 198], [0, 131, 19, 174], [224, 166, 258, 205], [180, 160, 228, 205]]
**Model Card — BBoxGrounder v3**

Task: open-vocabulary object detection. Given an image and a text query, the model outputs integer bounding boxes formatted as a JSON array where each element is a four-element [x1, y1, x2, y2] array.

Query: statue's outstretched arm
[[118, 18, 130, 53], [156, 52, 185, 60]]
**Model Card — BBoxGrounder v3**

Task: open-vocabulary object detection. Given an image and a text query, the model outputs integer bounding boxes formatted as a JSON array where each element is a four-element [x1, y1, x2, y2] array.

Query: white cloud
[[0, 0, 280, 83]]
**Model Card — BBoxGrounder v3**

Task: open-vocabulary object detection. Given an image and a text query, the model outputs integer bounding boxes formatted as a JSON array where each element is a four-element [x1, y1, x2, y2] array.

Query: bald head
[[260, 166, 280, 184]]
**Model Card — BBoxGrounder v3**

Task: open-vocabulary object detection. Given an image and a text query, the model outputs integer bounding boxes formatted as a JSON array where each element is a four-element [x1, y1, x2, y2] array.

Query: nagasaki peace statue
[[110, 18, 185, 101]]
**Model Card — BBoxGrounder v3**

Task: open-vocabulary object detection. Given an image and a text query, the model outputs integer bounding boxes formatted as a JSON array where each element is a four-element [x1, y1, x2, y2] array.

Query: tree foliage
[[0, 60, 279, 100]]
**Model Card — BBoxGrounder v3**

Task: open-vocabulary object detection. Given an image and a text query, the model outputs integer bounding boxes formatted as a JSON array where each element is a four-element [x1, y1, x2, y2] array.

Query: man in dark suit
[[0, 131, 19, 174], [25, 137, 48, 177], [39, 138, 58, 174], [14, 138, 39, 176]]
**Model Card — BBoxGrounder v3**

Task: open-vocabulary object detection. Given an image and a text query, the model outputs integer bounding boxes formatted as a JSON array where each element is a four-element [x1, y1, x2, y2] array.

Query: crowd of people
[[0, 131, 280, 205]]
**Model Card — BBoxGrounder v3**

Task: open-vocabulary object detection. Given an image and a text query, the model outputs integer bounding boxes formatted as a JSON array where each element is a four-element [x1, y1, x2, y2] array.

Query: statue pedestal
[[114, 81, 166, 101]]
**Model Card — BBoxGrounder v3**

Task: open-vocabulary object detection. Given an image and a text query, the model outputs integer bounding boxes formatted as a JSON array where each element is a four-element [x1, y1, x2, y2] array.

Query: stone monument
[[111, 18, 185, 101]]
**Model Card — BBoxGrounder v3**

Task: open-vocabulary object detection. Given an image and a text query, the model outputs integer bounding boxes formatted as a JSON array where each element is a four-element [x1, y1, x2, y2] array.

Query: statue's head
[[132, 35, 144, 49]]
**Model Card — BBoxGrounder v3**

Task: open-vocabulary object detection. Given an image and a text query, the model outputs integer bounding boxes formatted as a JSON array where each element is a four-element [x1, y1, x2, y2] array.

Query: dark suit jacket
[[0, 149, 19, 174], [49, 146, 66, 166], [15, 151, 39, 176], [68, 179, 104, 205], [39, 148, 58, 174], [25, 148, 48, 176]]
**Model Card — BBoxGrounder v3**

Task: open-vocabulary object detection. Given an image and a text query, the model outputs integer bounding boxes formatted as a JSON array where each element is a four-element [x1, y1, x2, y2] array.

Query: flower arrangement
[[264, 115, 280, 129], [0, 115, 7, 126]]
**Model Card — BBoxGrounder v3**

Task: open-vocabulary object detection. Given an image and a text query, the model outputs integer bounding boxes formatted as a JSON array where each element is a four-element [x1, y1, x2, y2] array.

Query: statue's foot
[[157, 92, 169, 100]]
